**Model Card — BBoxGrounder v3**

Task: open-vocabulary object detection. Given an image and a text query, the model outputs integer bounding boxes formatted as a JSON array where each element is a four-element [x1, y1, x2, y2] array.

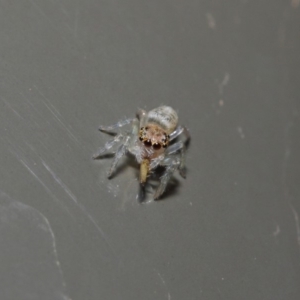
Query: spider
[[93, 106, 190, 201]]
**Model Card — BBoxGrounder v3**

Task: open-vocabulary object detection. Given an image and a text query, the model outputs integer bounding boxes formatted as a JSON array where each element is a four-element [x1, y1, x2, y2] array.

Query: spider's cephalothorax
[[139, 125, 169, 153], [93, 106, 190, 201]]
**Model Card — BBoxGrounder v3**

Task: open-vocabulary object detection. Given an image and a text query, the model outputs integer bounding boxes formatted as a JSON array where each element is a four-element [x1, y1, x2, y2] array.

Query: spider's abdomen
[[147, 106, 178, 134]]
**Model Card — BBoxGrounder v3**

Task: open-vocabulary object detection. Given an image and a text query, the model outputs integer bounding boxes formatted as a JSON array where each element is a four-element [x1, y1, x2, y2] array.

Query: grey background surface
[[0, 1, 300, 299]]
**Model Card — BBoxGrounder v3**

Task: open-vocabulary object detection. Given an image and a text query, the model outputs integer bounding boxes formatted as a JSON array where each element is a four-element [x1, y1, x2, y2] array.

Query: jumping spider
[[93, 106, 190, 200]]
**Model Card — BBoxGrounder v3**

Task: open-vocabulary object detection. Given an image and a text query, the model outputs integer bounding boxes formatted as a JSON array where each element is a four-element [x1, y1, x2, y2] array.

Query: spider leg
[[92, 133, 123, 159], [165, 140, 187, 177], [168, 126, 190, 178], [136, 109, 148, 128], [98, 118, 135, 133], [169, 126, 184, 141], [128, 118, 140, 148], [169, 125, 190, 142], [154, 156, 180, 200], [178, 146, 187, 178], [166, 141, 184, 155], [107, 136, 130, 178], [149, 154, 165, 170]]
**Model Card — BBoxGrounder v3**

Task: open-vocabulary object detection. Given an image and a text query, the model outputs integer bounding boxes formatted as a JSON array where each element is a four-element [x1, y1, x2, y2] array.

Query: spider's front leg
[[107, 135, 130, 178], [106, 118, 140, 178], [166, 141, 187, 178], [93, 117, 135, 159], [153, 126, 190, 199], [92, 133, 123, 159], [153, 156, 181, 200], [93, 117, 137, 176]]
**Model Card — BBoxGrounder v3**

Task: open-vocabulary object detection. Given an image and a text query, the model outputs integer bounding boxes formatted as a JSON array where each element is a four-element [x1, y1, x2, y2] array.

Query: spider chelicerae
[[93, 106, 190, 201]]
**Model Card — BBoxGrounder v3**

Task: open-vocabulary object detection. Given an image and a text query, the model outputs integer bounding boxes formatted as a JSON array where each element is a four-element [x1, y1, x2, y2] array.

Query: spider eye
[[144, 140, 152, 147], [153, 143, 161, 150], [139, 136, 143, 141]]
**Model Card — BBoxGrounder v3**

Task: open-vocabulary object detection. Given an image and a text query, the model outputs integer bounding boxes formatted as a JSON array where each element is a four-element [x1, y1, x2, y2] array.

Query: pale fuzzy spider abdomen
[[93, 106, 189, 201], [146, 106, 178, 134]]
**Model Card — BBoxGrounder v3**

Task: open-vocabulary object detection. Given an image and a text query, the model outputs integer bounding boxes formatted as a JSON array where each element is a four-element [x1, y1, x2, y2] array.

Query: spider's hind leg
[[98, 118, 134, 134], [167, 126, 190, 178]]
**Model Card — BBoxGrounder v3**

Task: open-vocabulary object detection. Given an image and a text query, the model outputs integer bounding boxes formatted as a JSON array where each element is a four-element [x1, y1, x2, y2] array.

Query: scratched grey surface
[[0, 1, 300, 299]]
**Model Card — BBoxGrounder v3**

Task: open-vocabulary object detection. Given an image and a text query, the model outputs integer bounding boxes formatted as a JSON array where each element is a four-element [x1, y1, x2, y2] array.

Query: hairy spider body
[[93, 106, 189, 201]]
